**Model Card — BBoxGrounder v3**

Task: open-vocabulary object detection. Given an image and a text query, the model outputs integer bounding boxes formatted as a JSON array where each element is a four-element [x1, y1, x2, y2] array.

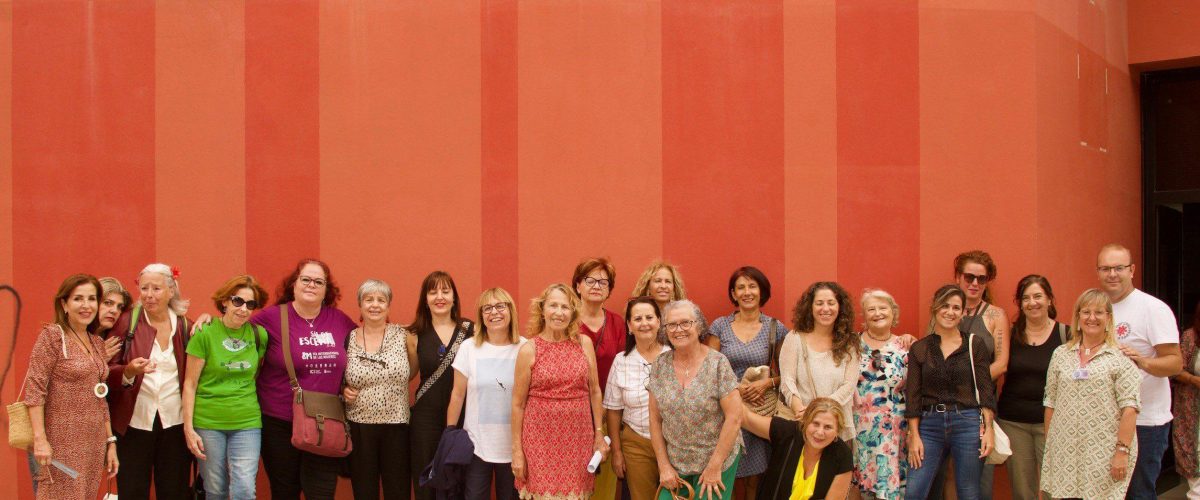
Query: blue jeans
[[1127, 423, 1170, 500], [196, 428, 262, 500], [905, 408, 984, 500]]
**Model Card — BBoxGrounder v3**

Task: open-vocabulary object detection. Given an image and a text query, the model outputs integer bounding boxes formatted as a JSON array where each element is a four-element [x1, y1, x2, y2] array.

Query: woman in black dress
[[408, 271, 473, 500]]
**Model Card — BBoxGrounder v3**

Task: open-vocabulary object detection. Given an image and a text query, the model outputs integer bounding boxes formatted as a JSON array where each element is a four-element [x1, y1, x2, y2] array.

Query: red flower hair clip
[[171, 267, 181, 280]]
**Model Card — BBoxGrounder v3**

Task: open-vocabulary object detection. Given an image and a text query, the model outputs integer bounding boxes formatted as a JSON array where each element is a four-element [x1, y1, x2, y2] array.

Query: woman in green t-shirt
[[181, 275, 270, 499]]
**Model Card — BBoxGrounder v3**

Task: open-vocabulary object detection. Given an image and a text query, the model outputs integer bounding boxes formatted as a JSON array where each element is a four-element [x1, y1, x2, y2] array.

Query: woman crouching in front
[[743, 398, 852, 500]]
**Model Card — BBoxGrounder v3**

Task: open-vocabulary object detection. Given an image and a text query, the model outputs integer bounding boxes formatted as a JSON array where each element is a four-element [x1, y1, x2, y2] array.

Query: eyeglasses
[[960, 273, 989, 285], [664, 320, 697, 332], [298, 276, 328, 288], [583, 277, 611, 289], [1097, 265, 1132, 274], [482, 303, 509, 315], [356, 354, 387, 368], [229, 296, 260, 310], [870, 349, 884, 372]]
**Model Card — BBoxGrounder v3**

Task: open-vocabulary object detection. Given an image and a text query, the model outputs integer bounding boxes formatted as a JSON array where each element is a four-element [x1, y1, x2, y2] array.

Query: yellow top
[[789, 445, 818, 500]]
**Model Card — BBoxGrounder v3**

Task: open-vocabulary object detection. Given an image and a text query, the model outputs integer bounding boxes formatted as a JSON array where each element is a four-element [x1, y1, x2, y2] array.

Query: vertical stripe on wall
[[481, 0, 519, 294], [245, 0, 320, 288], [661, 0, 786, 320], [0, 3, 15, 496], [11, 2, 156, 494], [517, 0, 664, 307], [783, 0, 838, 312], [835, 0, 920, 327], [156, 1, 247, 300], [318, 0, 483, 316]]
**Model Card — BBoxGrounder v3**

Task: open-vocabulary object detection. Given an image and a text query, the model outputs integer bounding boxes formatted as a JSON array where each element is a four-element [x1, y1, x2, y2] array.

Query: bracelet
[[106, 435, 117, 444], [1115, 442, 1130, 454]]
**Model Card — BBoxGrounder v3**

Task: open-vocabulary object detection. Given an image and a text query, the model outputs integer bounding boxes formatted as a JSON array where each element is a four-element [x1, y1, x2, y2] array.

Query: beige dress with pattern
[[1041, 343, 1141, 500]]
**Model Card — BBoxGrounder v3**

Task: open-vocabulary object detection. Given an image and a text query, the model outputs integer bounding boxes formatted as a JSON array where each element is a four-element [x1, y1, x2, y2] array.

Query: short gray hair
[[357, 279, 393, 304], [662, 299, 709, 337], [860, 288, 900, 328]]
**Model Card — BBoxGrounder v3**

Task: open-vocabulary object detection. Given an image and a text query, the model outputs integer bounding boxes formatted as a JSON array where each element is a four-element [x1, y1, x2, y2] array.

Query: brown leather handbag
[[281, 306, 352, 457]]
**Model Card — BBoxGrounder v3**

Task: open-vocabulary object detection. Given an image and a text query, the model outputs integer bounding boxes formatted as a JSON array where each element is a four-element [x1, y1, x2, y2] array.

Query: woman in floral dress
[[854, 289, 907, 500], [1169, 299, 1200, 497]]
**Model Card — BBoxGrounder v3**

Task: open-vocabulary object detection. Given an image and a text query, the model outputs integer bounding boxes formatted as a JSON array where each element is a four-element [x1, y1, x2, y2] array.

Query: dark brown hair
[[408, 271, 463, 334], [212, 275, 270, 314], [623, 296, 664, 355], [1012, 274, 1058, 345], [275, 259, 341, 307], [572, 257, 616, 293], [954, 250, 997, 303], [792, 281, 857, 365], [54, 274, 102, 330], [727, 266, 772, 307]]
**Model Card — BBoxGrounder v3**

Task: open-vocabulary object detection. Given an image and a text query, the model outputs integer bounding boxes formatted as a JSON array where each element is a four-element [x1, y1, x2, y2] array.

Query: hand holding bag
[[968, 333, 1011, 465], [741, 320, 781, 417], [281, 306, 352, 457]]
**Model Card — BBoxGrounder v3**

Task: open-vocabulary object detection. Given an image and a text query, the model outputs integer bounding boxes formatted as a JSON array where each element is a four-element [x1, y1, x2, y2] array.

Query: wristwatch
[[1115, 442, 1131, 454]]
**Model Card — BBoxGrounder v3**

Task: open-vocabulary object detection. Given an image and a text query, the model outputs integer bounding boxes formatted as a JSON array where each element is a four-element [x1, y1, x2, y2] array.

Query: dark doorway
[[1141, 66, 1200, 494]]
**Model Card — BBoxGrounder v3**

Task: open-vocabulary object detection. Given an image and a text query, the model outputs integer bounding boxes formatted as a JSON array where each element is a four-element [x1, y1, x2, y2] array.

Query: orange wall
[[0, 1, 1143, 498], [1128, 0, 1200, 67]]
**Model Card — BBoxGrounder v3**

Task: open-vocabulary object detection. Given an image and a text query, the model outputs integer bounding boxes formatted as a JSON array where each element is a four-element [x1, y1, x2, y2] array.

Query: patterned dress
[[709, 312, 787, 477], [853, 336, 907, 500], [1041, 343, 1141, 500], [518, 337, 594, 500], [1171, 328, 1199, 479], [23, 324, 111, 499]]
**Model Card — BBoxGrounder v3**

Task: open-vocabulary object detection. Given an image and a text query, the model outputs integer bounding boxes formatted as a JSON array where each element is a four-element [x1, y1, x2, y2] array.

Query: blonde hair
[[1068, 288, 1117, 349], [860, 288, 900, 329], [138, 263, 189, 315], [799, 397, 847, 437], [475, 287, 520, 346], [527, 283, 582, 341], [631, 260, 687, 302]]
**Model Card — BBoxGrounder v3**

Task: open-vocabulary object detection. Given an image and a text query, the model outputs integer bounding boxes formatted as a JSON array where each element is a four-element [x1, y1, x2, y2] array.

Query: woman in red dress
[[512, 283, 609, 500]]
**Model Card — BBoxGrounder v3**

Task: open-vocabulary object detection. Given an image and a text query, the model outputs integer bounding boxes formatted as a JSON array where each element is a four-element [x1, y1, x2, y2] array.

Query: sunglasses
[[960, 273, 990, 285], [229, 296, 260, 310]]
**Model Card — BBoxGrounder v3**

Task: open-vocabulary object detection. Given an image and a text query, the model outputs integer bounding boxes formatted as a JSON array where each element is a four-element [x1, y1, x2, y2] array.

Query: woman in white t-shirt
[[446, 287, 526, 500], [603, 296, 670, 500]]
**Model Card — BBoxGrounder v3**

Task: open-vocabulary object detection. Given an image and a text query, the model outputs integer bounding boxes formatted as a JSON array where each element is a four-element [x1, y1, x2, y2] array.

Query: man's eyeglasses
[[229, 296, 260, 310], [1097, 265, 1132, 274]]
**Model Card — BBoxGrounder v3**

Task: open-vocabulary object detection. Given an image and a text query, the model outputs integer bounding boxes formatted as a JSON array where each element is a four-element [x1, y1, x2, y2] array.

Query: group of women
[[20, 251, 1198, 500]]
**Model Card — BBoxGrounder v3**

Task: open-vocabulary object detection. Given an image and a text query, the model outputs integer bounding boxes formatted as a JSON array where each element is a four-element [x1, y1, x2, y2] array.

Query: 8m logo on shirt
[[1116, 322, 1132, 340]]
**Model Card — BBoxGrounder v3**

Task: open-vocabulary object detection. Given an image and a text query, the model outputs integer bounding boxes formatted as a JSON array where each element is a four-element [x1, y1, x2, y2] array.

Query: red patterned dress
[[23, 324, 111, 499], [518, 336, 594, 500], [1171, 327, 1199, 479]]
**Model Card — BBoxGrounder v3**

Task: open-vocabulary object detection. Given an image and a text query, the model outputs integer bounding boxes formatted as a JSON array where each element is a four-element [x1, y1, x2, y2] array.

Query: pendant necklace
[[68, 324, 109, 398]]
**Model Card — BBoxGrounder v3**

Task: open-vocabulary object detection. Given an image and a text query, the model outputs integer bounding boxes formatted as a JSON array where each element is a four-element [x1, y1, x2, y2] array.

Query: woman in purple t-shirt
[[251, 259, 357, 500]]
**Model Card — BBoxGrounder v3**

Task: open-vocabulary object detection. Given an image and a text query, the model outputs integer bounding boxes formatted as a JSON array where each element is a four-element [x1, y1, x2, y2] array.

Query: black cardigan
[[757, 417, 853, 500]]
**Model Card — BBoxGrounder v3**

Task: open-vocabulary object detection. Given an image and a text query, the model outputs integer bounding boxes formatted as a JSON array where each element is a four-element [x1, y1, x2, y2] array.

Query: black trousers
[[116, 414, 192, 500], [261, 414, 342, 500], [348, 421, 411, 500], [410, 406, 448, 500], [464, 455, 517, 500]]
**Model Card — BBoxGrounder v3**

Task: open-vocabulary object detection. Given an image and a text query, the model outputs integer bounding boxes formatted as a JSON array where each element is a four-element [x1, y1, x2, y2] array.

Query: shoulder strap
[[280, 305, 299, 389], [413, 320, 471, 405], [768, 320, 779, 377], [121, 305, 143, 364], [968, 333, 981, 405]]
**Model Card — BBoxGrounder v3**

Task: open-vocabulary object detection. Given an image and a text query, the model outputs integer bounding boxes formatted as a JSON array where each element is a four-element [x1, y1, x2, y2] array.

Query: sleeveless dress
[[709, 312, 787, 477], [518, 337, 594, 500]]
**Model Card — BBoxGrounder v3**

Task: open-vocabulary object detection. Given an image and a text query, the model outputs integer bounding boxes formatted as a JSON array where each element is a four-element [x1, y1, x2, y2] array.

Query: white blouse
[[129, 310, 183, 430], [602, 346, 669, 439], [779, 331, 857, 441]]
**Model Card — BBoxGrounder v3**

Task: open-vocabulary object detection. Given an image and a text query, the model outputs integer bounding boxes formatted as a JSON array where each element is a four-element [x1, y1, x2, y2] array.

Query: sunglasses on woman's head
[[229, 296, 260, 310]]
